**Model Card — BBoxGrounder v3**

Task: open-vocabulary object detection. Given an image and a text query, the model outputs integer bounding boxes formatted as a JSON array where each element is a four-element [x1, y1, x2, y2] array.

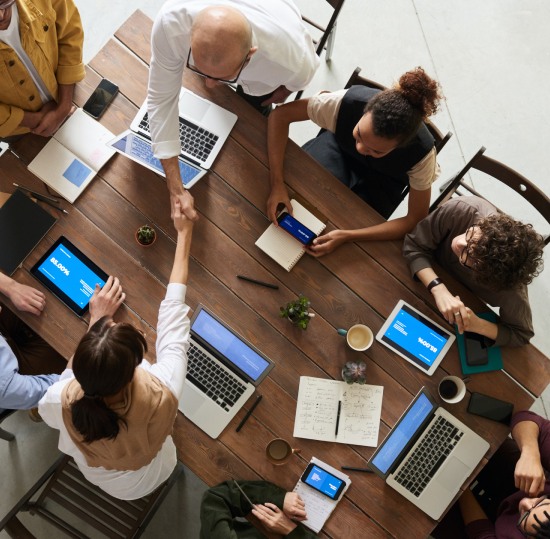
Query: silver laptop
[[367, 387, 489, 520], [179, 305, 274, 439], [130, 87, 237, 170]]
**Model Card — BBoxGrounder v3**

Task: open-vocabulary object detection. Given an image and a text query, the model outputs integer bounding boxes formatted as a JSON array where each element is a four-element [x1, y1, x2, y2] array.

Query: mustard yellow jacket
[[0, 0, 84, 137]]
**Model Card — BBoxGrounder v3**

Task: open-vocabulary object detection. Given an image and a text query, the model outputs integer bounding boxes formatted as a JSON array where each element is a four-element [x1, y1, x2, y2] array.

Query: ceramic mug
[[266, 438, 300, 465], [337, 324, 374, 351], [438, 375, 467, 404]]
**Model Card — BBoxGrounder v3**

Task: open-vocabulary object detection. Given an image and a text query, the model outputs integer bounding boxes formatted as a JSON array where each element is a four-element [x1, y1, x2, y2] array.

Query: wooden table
[[2, 11, 550, 538]]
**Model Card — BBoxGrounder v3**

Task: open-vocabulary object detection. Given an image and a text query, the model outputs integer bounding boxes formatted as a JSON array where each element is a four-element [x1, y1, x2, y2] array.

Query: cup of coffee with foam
[[266, 438, 300, 465], [337, 324, 374, 352], [438, 375, 467, 404]]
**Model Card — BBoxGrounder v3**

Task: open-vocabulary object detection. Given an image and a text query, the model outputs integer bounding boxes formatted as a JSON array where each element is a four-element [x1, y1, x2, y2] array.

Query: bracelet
[[427, 278, 443, 291]]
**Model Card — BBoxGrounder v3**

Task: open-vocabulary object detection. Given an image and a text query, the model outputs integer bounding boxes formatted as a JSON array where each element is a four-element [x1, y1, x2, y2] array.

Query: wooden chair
[[0, 409, 16, 441], [0, 455, 184, 538], [429, 146, 550, 245]]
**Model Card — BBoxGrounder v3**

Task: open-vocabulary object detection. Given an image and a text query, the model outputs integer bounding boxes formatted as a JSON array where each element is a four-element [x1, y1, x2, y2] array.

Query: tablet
[[31, 236, 108, 316], [376, 300, 455, 376]]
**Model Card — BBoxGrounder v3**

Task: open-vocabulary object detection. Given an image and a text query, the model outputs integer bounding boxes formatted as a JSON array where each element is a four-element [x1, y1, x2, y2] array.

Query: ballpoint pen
[[13, 183, 68, 214], [341, 466, 373, 473], [235, 394, 263, 432], [335, 400, 342, 437], [237, 275, 279, 290]]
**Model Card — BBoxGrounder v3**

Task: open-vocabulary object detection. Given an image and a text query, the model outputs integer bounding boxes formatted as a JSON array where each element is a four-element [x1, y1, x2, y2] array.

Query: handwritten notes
[[293, 377, 383, 446]]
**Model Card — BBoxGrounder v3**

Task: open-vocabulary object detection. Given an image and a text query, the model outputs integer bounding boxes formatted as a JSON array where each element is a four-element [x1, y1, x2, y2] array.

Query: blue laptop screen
[[35, 241, 106, 309], [192, 309, 271, 382], [380, 304, 450, 368], [370, 392, 435, 475]]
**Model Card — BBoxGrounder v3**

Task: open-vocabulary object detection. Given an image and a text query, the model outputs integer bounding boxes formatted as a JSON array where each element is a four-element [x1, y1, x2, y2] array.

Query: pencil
[[341, 466, 373, 473], [237, 275, 279, 290], [236, 394, 263, 432]]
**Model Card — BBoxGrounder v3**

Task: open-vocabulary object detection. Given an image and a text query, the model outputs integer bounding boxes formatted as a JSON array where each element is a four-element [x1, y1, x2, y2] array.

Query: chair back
[[430, 146, 550, 245]]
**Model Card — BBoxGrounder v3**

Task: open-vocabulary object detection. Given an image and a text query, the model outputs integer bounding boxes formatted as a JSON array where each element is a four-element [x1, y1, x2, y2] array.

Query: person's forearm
[[56, 84, 75, 114], [0, 272, 13, 297], [343, 215, 422, 243], [170, 228, 193, 284], [162, 157, 185, 198], [513, 420, 541, 456]]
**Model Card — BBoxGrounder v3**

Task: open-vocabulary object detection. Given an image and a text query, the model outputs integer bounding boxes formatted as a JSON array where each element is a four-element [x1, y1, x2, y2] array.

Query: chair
[[429, 146, 550, 245], [0, 455, 184, 538], [0, 409, 16, 441]]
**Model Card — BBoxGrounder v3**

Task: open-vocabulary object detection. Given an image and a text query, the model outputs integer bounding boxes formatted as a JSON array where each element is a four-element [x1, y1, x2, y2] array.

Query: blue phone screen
[[277, 213, 316, 245], [303, 465, 344, 499]]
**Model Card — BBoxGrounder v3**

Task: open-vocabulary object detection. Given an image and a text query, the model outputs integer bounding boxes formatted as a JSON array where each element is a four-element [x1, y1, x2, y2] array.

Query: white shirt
[[148, 0, 319, 159], [39, 283, 190, 500]]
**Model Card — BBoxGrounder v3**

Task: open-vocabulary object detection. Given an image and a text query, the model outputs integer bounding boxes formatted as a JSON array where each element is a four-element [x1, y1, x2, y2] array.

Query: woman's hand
[[283, 492, 307, 521], [307, 229, 348, 257], [251, 503, 298, 535], [89, 276, 125, 327]]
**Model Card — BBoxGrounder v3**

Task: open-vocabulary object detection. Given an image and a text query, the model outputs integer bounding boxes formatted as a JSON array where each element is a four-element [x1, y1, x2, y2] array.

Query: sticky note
[[63, 159, 91, 187]]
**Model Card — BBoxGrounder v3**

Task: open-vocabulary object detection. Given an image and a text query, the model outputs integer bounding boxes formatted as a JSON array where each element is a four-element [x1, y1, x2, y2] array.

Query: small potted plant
[[341, 361, 367, 385], [280, 295, 315, 330], [135, 224, 157, 246]]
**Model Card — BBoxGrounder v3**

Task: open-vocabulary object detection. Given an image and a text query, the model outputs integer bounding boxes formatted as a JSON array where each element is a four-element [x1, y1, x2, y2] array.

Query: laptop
[[367, 387, 489, 520], [130, 87, 238, 170], [179, 305, 274, 439]]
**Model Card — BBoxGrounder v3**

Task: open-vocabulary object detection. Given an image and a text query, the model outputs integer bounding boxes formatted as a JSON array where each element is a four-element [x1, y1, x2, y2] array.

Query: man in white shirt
[[147, 0, 319, 221]]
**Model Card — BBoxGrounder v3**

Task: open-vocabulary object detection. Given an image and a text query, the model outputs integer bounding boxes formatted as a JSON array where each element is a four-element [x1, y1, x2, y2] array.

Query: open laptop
[[179, 305, 274, 439], [130, 87, 238, 170], [367, 387, 489, 520]]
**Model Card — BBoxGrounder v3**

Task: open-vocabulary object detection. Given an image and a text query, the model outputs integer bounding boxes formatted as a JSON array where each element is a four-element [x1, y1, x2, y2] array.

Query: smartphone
[[464, 331, 489, 366], [83, 79, 119, 120], [277, 211, 317, 246], [467, 392, 514, 425], [300, 463, 346, 500]]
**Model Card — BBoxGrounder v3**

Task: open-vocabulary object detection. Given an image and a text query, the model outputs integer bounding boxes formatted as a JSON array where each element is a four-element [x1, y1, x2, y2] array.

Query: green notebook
[[456, 311, 502, 375]]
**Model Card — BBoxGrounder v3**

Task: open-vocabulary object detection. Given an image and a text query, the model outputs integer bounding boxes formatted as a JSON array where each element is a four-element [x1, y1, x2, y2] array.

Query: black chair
[[0, 409, 16, 441], [0, 455, 184, 538], [430, 146, 550, 245]]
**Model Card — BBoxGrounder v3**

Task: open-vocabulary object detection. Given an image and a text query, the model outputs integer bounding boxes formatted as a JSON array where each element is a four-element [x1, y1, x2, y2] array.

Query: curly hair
[[469, 214, 544, 290], [365, 67, 443, 145]]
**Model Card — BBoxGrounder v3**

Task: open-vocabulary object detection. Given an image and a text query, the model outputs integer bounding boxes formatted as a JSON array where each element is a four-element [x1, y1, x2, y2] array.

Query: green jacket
[[200, 481, 318, 539]]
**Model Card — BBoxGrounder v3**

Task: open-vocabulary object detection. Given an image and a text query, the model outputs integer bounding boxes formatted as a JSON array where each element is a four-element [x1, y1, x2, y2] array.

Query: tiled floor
[[2, 1, 549, 537]]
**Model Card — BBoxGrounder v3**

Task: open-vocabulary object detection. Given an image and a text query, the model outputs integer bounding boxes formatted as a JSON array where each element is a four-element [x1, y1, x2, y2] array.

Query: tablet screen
[[31, 237, 108, 316], [376, 301, 455, 375]]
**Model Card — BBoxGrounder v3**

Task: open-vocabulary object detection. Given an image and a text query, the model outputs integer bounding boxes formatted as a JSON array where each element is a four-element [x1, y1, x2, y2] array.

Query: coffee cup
[[337, 324, 374, 351], [266, 438, 300, 465], [438, 375, 467, 404]]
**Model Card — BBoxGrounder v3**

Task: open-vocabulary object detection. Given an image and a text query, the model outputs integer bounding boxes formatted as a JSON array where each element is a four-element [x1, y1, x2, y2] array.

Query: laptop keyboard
[[394, 415, 464, 497], [138, 113, 219, 163], [186, 343, 246, 412]]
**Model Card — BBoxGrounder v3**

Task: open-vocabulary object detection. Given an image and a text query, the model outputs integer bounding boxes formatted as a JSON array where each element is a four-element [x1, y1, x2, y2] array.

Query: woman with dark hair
[[403, 196, 544, 346], [39, 202, 194, 499], [266, 67, 443, 256]]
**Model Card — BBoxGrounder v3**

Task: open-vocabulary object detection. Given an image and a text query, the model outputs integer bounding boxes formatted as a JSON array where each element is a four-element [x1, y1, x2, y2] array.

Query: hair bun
[[398, 67, 442, 119]]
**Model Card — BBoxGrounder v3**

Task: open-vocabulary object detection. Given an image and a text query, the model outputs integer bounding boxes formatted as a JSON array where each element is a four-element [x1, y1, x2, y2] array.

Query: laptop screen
[[191, 308, 272, 382], [369, 390, 436, 476]]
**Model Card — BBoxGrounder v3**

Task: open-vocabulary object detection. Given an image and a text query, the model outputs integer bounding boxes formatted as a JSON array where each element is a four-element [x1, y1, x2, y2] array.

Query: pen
[[9, 148, 29, 166], [236, 394, 263, 432], [237, 275, 279, 290], [341, 466, 374, 473], [13, 183, 68, 214], [335, 400, 342, 437]]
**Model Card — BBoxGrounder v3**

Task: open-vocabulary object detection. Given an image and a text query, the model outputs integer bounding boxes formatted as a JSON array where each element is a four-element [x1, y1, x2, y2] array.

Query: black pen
[[13, 183, 68, 214], [237, 275, 279, 290], [236, 394, 263, 432], [335, 400, 342, 437], [341, 466, 374, 473]]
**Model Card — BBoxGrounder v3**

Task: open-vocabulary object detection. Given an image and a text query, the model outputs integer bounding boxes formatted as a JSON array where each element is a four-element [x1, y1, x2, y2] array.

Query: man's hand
[[261, 86, 292, 107], [31, 102, 74, 137], [163, 157, 199, 221], [172, 199, 194, 235], [283, 492, 307, 521], [432, 287, 469, 331], [307, 229, 348, 257], [515, 449, 546, 496], [170, 190, 198, 222], [267, 183, 292, 223], [8, 281, 46, 316], [251, 503, 297, 535], [89, 276, 125, 327]]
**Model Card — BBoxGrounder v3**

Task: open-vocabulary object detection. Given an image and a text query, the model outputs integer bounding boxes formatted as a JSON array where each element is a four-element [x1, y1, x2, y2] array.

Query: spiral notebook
[[255, 199, 326, 271]]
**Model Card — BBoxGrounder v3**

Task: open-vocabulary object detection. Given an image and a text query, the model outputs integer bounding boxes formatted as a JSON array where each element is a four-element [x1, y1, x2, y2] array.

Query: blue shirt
[[0, 334, 59, 411]]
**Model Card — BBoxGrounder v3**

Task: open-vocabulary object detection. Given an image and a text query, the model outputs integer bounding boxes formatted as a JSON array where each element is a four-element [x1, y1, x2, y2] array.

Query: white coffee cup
[[338, 324, 374, 351], [438, 375, 467, 404]]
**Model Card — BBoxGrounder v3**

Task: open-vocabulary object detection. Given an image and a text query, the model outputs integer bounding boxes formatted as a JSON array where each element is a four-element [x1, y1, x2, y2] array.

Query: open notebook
[[255, 199, 326, 271]]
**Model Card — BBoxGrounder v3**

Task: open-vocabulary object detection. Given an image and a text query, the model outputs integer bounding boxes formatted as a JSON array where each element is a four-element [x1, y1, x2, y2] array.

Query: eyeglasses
[[186, 48, 249, 84], [517, 495, 550, 537], [459, 226, 477, 269], [0, 0, 15, 11]]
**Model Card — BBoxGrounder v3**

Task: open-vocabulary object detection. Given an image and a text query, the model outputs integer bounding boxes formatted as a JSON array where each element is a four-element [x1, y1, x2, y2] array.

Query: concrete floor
[[2, 1, 550, 537]]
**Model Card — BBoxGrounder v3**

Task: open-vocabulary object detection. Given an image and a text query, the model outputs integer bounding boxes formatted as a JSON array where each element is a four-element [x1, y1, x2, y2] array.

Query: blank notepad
[[255, 199, 326, 271]]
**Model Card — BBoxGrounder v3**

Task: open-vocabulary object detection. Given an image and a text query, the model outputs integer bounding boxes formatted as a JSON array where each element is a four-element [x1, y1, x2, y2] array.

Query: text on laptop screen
[[380, 304, 451, 368], [35, 241, 106, 308], [111, 133, 202, 186], [371, 392, 434, 475], [192, 309, 271, 381]]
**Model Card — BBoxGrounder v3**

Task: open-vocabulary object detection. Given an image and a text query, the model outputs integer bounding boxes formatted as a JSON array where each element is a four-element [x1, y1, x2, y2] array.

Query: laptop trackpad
[[437, 457, 469, 491], [180, 92, 209, 122]]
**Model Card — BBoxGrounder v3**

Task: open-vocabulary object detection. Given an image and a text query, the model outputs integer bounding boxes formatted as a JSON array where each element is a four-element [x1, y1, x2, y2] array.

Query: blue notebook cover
[[456, 311, 502, 375]]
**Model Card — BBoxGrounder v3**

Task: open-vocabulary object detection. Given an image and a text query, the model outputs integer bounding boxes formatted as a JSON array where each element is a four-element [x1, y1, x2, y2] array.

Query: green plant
[[341, 361, 367, 384], [280, 295, 314, 330], [136, 224, 156, 246]]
